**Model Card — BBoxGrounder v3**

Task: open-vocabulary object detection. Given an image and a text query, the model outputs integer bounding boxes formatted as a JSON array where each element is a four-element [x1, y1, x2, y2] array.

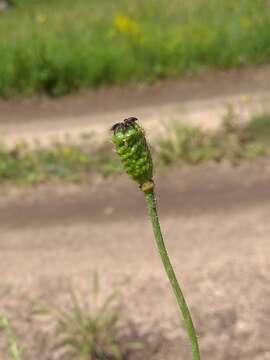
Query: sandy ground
[[0, 160, 270, 359], [1, 65, 270, 146]]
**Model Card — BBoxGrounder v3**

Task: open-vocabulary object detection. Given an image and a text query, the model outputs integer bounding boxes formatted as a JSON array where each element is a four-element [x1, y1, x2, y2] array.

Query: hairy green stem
[[145, 188, 200, 360]]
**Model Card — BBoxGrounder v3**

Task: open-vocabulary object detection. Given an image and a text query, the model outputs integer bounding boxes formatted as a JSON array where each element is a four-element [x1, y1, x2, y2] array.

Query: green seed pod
[[111, 117, 153, 191]]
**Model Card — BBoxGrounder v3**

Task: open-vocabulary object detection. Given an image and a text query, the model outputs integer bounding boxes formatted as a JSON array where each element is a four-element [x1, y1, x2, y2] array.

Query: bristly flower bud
[[111, 117, 153, 191]]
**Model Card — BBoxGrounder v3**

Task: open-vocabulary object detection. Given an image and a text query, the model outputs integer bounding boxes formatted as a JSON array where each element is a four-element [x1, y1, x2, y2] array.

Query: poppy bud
[[111, 117, 153, 191]]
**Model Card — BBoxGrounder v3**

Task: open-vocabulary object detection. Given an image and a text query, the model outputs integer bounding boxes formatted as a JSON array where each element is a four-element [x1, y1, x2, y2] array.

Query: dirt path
[[0, 65, 270, 146], [0, 67, 270, 359], [0, 161, 270, 359]]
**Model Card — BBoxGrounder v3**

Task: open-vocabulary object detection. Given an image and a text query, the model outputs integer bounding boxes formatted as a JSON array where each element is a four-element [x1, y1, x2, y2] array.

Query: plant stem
[[144, 188, 200, 360]]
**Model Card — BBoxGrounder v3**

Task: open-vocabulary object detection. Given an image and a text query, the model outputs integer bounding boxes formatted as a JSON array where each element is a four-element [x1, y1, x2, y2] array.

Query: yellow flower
[[36, 14, 47, 24], [114, 13, 140, 37]]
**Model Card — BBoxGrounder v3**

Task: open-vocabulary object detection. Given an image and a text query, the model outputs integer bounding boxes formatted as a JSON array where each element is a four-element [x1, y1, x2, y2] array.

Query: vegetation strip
[[1, 0, 270, 96], [0, 114, 270, 185]]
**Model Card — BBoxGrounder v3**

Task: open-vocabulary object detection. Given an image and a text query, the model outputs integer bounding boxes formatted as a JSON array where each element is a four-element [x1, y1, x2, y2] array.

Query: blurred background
[[0, 1, 270, 359]]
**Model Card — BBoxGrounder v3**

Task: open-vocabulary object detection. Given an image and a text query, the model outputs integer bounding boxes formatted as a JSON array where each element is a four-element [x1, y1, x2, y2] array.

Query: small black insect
[[111, 117, 138, 133], [124, 117, 138, 126]]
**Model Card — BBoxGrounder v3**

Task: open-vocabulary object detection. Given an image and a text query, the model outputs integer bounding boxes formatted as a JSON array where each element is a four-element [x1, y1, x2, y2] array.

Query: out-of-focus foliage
[[32, 275, 142, 360], [156, 113, 270, 166], [1, 0, 270, 96], [1, 113, 270, 185], [0, 314, 26, 360], [0, 139, 122, 184]]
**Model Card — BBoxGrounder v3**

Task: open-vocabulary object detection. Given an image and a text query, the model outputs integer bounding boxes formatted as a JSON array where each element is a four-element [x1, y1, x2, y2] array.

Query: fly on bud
[[111, 117, 154, 191]]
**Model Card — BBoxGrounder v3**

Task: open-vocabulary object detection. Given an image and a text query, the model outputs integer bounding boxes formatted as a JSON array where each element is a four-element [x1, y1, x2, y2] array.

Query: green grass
[[156, 114, 270, 166], [0, 140, 122, 184], [0, 314, 26, 360], [32, 275, 141, 360], [1, 0, 270, 96], [1, 113, 270, 185]]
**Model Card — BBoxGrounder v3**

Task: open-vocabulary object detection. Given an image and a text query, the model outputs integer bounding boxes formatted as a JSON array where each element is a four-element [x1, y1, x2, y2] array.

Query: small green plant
[[33, 275, 138, 360], [0, 314, 25, 360], [156, 122, 218, 165], [111, 117, 201, 360], [243, 113, 270, 141]]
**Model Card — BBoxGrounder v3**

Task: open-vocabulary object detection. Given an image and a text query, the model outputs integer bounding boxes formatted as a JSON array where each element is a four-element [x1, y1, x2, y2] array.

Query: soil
[[0, 160, 270, 360]]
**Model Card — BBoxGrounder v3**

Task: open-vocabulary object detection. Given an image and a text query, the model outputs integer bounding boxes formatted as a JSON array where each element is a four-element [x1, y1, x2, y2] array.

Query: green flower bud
[[111, 117, 154, 191]]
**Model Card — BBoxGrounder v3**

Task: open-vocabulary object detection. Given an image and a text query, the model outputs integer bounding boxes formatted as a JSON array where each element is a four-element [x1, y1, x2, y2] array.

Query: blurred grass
[[0, 314, 25, 360], [0, 140, 122, 184], [1, 113, 270, 185], [32, 275, 141, 360], [1, 0, 270, 96]]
